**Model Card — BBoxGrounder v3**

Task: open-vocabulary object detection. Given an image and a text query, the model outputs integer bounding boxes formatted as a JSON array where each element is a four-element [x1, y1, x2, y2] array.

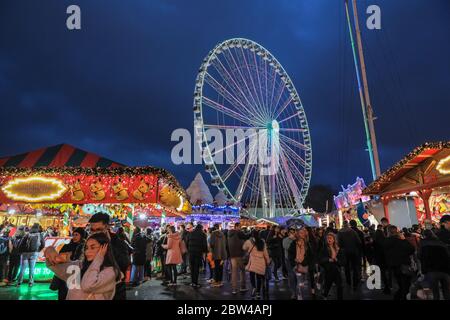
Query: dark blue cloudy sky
[[0, 0, 449, 193]]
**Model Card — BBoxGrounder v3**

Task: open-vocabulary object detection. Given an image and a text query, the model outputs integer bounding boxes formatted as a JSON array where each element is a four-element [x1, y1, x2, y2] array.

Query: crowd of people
[[0, 213, 448, 300]]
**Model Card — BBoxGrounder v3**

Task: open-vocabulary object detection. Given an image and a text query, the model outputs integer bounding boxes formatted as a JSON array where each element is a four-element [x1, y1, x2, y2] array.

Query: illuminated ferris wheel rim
[[193, 38, 312, 212]]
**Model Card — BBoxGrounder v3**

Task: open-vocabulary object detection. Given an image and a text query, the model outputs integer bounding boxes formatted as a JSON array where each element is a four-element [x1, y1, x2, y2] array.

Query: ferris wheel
[[193, 38, 312, 217]]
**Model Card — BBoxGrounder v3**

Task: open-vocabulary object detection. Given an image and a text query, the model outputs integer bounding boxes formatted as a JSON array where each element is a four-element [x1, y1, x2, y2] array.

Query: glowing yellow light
[[436, 155, 450, 175], [177, 195, 184, 211], [1, 176, 67, 202]]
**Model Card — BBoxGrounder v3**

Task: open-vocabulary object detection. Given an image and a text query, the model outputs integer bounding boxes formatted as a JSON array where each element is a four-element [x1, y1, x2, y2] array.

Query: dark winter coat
[[337, 227, 362, 255], [437, 227, 450, 247], [373, 229, 386, 265], [288, 239, 311, 268], [227, 229, 249, 258], [319, 245, 345, 271], [110, 231, 131, 274], [383, 236, 415, 268], [210, 229, 227, 260], [131, 232, 148, 266], [186, 226, 208, 256], [266, 232, 283, 258], [418, 239, 450, 274]]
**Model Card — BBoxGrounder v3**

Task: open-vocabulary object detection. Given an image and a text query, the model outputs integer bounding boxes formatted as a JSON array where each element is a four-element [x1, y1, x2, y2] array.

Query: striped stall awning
[[0, 144, 124, 168]]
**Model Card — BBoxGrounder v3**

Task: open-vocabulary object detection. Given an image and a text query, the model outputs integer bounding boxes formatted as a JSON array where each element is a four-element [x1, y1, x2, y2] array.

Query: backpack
[[26, 233, 44, 252]]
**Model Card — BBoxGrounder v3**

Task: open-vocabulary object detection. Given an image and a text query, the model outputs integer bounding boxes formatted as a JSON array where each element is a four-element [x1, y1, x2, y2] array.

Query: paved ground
[[0, 268, 392, 300]]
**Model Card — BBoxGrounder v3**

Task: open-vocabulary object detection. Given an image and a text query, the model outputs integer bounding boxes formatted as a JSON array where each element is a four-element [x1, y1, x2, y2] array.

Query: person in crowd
[[243, 229, 270, 300], [0, 229, 10, 286], [402, 227, 420, 251], [206, 228, 215, 283], [209, 224, 227, 287], [44, 232, 122, 300], [319, 232, 344, 300], [50, 227, 86, 299], [373, 224, 392, 294], [17, 223, 45, 287], [130, 226, 147, 287], [305, 227, 319, 298], [227, 222, 249, 294], [349, 220, 365, 270], [383, 225, 415, 300], [88, 213, 130, 300], [437, 215, 450, 247], [288, 227, 311, 300], [380, 217, 390, 237], [7, 225, 26, 285], [144, 228, 154, 281], [179, 224, 188, 275], [280, 228, 289, 279], [162, 225, 182, 287], [186, 223, 208, 288], [283, 228, 297, 299], [266, 226, 283, 282], [338, 220, 362, 290], [155, 226, 169, 284], [418, 229, 450, 300], [363, 227, 374, 266]]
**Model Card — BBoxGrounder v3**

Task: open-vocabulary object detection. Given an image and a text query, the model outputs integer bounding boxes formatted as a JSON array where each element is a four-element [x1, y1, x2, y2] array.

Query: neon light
[[1, 177, 67, 202], [437, 155, 450, 175]]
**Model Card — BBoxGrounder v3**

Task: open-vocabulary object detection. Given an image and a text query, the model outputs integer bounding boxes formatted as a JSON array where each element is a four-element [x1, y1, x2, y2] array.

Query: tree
[[304, 185, 336, 213]]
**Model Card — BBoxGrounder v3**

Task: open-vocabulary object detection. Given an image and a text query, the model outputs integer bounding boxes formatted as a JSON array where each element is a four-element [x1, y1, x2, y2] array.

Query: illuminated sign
[[1, 177, 67, 202], [437, 155, 450, 175]]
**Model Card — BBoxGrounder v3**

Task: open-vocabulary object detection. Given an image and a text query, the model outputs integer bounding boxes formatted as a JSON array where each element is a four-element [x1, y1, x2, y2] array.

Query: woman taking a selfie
[[44, 232, 122, 300]]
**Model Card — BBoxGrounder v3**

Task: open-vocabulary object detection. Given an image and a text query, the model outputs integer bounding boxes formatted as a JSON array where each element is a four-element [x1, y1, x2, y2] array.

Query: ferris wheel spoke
[[208, 130, 258, 158], [280, 152, 303, 210], [279, 128, 307, 133], [225, 49, 264, 119], [203, 124, 265, 130], [202, 97, 254, 125], [281, 146, 306, 184], [271, 80, 286, 118], [252, 50, 270, 120], [221, 145, 251, 182], [211, 56, 266, 125], [277, 110, 301, 125], [279, 133, 311, 151], [204, 72, 263, 124], [273, 96, 294, 120], [280, 139, 310, 170]]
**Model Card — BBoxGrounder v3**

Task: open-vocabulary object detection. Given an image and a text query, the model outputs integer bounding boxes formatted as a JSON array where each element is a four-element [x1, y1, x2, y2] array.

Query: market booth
[[363, 141, 450, 228], [0, 143, 190, 281]]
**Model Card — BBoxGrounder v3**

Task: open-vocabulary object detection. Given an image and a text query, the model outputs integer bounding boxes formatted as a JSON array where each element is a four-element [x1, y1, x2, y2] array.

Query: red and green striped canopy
[[0, 143, 124, 168]]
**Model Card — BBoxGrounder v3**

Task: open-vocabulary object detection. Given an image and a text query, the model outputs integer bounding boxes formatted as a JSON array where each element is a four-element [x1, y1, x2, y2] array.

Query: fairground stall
[[363, 141, 450, 228], [332, 177, 378, 228], [0, 144, 190, 281]]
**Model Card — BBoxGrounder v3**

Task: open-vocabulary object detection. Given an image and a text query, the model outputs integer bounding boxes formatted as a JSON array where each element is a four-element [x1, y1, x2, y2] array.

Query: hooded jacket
[[163, 232, 183, 265], [209, 229, 227, 260], [383, 236, 415, 268]]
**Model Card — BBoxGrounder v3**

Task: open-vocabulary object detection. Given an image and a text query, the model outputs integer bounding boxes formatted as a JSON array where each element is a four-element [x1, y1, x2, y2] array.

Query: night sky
[[1, 0, 449, 194]]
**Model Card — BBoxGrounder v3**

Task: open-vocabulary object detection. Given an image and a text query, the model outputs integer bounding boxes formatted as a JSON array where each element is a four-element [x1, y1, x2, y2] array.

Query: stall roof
[[0, 143, 187, 197], [0, 143, 124, 168], [363, 141, 450, 196]]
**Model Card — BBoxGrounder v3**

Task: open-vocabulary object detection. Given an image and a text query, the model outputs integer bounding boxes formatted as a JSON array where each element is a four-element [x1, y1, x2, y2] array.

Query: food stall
[[363, 141, 450, 227], [0, 143, 190, 281]]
